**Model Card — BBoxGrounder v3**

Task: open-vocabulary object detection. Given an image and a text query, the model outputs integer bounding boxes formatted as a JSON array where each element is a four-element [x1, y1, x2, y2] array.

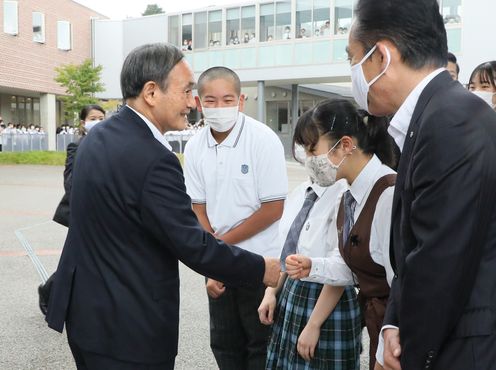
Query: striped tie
[[280, 188, 318, 271], [342, 190, 357, 246]]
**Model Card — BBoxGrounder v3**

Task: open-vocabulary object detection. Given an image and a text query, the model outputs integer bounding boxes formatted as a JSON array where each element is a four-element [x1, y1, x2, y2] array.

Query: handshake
[[262, 254, 312, 287]]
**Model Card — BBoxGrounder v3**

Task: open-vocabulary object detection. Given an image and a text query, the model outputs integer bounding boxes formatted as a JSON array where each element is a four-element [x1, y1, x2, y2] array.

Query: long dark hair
[[293, 99, 396, 168]]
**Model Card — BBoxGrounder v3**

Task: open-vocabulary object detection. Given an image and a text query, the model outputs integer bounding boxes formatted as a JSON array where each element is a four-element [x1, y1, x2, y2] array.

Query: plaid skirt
[[266, 279, 361, 370]]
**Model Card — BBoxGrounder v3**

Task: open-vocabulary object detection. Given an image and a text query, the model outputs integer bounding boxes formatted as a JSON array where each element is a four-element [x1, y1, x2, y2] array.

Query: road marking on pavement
[[15, 221, 53, 284]]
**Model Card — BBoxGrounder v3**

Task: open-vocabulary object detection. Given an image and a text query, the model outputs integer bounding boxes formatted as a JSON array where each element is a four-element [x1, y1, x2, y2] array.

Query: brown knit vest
[[337, 174, 396, 298]]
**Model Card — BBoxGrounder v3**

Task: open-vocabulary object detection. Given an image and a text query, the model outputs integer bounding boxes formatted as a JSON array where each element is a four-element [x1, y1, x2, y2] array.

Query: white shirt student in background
[[184, 66, 288, 370]]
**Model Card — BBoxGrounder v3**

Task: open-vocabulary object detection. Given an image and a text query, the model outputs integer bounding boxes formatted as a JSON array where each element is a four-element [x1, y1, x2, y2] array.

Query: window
[[275, 1, 292, 40], [194, 12, 207, 49], [182, 13, 192, 51], [334, 0, 353, 35], [208, 10, 222, 47], [296, 0, 330, 38], [33, 12, 45, 43], [440, 0, 462, 24], [226, 8, 240, 45], [57, 21, 72, 50], [296, 0, 312, 38], [241, 6, 256, 44], [168, 15, 180, 47], [260, 3, 275, 42], [313, 0, 331, 37], [4, 1, 18, 35]]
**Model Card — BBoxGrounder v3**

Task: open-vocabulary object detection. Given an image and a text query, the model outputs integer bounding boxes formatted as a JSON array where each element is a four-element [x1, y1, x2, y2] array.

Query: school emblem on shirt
[[241, 164, 249, 174]]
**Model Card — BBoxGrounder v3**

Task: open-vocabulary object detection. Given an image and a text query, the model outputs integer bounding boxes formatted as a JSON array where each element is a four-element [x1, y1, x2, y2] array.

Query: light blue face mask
[[84, 120, 102, 132]]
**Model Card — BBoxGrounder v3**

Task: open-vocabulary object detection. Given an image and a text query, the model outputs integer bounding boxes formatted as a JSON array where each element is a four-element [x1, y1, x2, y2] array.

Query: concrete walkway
[[0, 163, 369, 369]]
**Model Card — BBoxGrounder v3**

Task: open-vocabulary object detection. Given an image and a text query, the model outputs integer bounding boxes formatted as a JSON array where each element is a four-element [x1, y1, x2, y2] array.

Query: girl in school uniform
[[284, 99, 397, 370], [258, 99, 380, 369]]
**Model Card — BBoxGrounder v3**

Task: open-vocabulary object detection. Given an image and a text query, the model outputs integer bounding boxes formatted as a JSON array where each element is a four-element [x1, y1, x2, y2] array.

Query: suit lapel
[[390, 70, 453, 271]]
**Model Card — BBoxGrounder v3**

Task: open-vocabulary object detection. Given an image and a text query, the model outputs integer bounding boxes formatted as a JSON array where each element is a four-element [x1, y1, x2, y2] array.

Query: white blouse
[[278, 178, 349, 283], [306, 155, 396, 287]]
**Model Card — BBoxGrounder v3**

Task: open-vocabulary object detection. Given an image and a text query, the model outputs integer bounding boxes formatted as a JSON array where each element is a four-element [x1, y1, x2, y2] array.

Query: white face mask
[[304, 140, 346, 187], [84, 120, 102, 132], [202, 105, 239, 132], [351, 45, 391, 112], [472, 90, 495, 109]]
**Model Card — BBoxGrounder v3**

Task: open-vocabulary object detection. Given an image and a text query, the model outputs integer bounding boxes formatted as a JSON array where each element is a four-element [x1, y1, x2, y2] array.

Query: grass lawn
[[0, 151, 184, 166], [0, 151, 66, 165]]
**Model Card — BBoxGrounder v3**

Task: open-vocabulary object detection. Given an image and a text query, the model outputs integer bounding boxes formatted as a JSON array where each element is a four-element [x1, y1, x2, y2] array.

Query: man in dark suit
[[346, 1, 496, 369], [46, 43, 281, 370]]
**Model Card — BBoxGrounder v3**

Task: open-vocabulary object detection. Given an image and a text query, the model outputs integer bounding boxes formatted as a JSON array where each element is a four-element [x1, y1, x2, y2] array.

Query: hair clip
[[330, 115, 337, 130], [363, 115, 369, 125]]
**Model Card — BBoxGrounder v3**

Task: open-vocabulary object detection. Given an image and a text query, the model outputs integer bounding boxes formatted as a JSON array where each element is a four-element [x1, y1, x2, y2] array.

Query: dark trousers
[[68, 335, 175, 370], [208, 284, 269, 370]]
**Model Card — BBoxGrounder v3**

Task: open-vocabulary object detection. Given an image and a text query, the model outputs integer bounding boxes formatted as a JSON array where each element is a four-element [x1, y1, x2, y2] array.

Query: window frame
[[4, 0, 19, 36]]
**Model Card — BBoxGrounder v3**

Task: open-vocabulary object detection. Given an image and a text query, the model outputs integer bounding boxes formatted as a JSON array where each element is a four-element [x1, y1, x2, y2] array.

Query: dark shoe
[[38, 283, 49, 316]]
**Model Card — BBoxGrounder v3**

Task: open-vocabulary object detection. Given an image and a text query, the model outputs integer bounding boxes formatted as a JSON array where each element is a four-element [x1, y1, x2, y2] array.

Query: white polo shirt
[[184, 112, 288, 257]]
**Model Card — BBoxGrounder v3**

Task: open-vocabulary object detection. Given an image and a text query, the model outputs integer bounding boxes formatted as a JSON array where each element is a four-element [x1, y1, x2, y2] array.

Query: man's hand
[[383, 328, 402, 370], [285, 254, 312, 280], [263, 257, 281, 287], [297, 322, 320, 361], [206, 278, 225, 299], [258, 288, 277, 325]]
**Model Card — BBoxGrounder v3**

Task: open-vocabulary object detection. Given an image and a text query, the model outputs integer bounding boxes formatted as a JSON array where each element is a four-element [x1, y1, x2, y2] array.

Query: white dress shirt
[[306, 155, 396, 286], [377, 68, 446, 366], [126, 105, 173, 151], [388, 68, 445, 151], [278, 179, 348, 281]]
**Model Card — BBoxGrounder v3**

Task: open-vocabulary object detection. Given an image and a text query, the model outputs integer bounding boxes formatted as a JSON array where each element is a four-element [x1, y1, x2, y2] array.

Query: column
[[257, 80, 265, 123], [291, 84, 299, 137], [40, 93, 56, 151]]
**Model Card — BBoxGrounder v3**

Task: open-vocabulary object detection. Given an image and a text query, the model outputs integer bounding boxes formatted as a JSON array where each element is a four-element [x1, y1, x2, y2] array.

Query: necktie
[[280, 188, 318, 271], [342, 190, 357, 246]]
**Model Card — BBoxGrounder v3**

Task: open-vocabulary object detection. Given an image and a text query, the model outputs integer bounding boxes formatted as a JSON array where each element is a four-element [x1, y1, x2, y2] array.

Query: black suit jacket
[[385, 71, 496, 369], [53, 141, 79, 227], [46, 106, 265, 364]]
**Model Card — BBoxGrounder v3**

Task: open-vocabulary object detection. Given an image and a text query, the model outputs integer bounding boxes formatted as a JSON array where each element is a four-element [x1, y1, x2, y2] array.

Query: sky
[[74, 0, 240, 19]]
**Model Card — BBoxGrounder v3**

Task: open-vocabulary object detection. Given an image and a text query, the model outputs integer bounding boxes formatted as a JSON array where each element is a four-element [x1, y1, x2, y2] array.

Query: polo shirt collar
[[207, 113, 246, 148], [349, 154, 382, 206]]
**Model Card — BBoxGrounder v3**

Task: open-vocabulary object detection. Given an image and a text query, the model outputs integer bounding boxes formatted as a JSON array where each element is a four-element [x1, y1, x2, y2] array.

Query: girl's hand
[[297, 322, 320, 361], [258, 288, 277, 325]]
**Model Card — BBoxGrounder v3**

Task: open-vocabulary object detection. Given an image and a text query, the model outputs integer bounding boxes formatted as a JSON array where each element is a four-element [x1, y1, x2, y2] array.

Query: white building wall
[[93, 20, 124, 100], [94, 15, 169, 100], [457, 0, 496, 85]]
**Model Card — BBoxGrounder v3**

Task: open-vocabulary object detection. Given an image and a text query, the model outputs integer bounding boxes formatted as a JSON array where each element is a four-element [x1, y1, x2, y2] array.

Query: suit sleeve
[[63, 142, 78, 195], [399, 108, 494, 368], [140, 151, 265, 287]]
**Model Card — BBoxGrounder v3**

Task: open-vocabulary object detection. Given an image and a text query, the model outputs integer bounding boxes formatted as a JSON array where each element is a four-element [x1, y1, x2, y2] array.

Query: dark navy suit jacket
[[385, 71, 496, 369], [46, 106, 265, 364]]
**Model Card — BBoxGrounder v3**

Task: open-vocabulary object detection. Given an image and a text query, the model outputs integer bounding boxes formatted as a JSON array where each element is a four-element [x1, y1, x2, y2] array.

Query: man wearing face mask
[[184, 66, 288, 370], [347, 1, 496, 369], [37, 104, 106, 316]]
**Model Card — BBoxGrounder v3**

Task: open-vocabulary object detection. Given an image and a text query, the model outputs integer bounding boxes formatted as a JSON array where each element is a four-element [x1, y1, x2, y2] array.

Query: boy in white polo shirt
[[184, 67, 288, 369]]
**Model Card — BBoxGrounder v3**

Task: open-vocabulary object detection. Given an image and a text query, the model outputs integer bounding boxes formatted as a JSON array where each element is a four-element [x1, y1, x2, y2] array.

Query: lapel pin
[[410, 131, 414, 138]]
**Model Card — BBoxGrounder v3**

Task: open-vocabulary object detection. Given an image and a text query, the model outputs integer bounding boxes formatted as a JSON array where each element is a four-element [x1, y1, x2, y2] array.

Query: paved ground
[[0, 163, 368, 369]]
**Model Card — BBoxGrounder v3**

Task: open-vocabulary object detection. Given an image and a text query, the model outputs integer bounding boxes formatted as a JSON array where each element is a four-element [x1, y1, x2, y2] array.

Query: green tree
[[54, 59, 104, 124], [142, 4, 165, 16]]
